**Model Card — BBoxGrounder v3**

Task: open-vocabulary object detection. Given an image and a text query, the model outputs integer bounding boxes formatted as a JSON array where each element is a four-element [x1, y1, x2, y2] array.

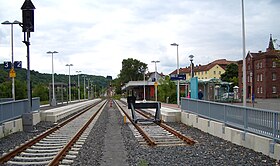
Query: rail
[[181, 97, 280, 143]]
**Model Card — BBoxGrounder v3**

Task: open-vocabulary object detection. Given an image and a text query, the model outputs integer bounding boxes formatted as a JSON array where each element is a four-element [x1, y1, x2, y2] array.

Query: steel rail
[[114, 100, 156, 146], [134, 109, 195, 145], [48, 100, 108, 166], [0, 100, 103, 164]]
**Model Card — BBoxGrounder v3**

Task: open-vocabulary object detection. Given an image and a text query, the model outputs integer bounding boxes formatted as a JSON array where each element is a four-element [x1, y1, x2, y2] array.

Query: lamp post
[[87, 78, 90, 99], [189, 55, 194, 78], [171, 43, 180, 107], [76, 71, 81, 101], [151, 60, 160, 101], [66, 64, 73, 102], [241, 0, 247, 106], [82, 75, 87, 99], [189, 55, 194, 98], [2, 20, 22, 100], [47, 51, 58, 106], [93, 85, 96, 98]]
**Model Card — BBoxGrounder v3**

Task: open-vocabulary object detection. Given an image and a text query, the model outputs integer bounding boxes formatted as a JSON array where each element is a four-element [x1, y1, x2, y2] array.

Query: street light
[[87, 78, 90, 99], [76, 71, 81, 101], [189, 55, 194, 78], [82, 75, 87, 99], [47, 51, 58, 106], [151, 60, 160, 101], [2, 20, 22, 100], [171, 43, 180, 107], [188, 55, 194, 98], [241, 0, 247, 107], [66, 64, 73, 102]]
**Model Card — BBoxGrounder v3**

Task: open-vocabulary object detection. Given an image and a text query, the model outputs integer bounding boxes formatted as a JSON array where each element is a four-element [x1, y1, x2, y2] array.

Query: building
[[121, 72, 165, 100], [238, 34, 280, 99], [170, 59, 235, 80]]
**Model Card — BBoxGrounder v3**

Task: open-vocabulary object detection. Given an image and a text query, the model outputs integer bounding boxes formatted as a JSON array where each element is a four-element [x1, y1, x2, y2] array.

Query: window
[[256, 63, 259, 69], [201, 71, 203, 75], [260, 87, 263, 94], [273, 61, 276, 68], [260, 62, 263, 68], [248, 65, 250, 70], [198, 72, 200, 75], [257, 74, 259, 81], [205, 71, 208, 74], [260, 74, 263, 82], [257, 87, 259, 94], [248, 75, 250, 83], [272, 73, 276, 81], [205, 77, 207, 79], [272, 86, 277, 93], [214, 71, 216, 75], [219, 71, 221, 75]]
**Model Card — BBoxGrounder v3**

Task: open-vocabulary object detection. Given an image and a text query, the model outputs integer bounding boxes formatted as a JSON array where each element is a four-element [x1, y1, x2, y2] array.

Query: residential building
[[170, 59, 235, 80], [238, 34, 280, 99]]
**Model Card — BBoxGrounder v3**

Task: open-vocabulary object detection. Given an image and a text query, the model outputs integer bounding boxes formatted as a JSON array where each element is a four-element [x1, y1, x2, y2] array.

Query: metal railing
[[0, 98, 40, 124], [181, 97, 280, 143]]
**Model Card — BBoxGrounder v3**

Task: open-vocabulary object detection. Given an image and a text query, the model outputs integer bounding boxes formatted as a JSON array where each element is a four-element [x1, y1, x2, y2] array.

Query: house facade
[[238, 35, 280, 99], [170, 59, 235, 80]]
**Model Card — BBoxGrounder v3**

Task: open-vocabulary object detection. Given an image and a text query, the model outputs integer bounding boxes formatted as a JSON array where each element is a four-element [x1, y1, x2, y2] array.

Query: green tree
[[158, 76, 176, 103], [15, 80, 27, 100], [220, 63, 238, 83], [220, 63, 238, 91], [33, 84, 48, 101], [119, 58, 148, 83]]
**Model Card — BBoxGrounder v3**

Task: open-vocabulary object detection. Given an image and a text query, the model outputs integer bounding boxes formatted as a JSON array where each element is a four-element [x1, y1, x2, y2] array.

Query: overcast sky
[[0, 0, 279, 79]]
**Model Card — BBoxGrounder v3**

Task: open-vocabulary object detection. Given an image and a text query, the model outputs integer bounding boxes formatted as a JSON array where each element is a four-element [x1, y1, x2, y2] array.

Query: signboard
[[9, 68, 16, 78], [4, 61, 12, 69], [14, 61, 22, 68], [170, 74, 186, 80], [154, 82, 158, 86]]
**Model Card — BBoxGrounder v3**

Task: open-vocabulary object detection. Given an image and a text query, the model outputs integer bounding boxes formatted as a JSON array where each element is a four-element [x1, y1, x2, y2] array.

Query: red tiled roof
[[169, 59, 236, 75]]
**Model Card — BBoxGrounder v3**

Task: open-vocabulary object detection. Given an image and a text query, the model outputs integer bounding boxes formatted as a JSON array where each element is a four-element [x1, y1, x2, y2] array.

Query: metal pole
[[155, 63, 157, 101], [143, 70, 146, 101], [83, 76, 86, 99], [78, 74, 80, 100], [241, 0, 247, 107], [176, 45, 180, 107], [52, 52, 55, 105], [69, 66, 71, 102], [26, 32, 31, 113], [88, 79, 90, 99], [11, 24, 15, 100]]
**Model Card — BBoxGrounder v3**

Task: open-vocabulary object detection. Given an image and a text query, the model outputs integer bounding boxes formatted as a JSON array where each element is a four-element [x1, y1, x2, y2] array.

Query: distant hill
[[0, 64, 110, 88]]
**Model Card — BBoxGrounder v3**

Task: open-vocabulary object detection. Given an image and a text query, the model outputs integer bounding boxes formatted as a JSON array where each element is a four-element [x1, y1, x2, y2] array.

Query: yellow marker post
[[123, 116, 126, 124]]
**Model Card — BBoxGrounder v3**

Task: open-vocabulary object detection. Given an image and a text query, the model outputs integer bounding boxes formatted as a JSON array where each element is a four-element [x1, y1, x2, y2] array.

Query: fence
[[0, 97, 40, 124], [181, 97, 280, 143]]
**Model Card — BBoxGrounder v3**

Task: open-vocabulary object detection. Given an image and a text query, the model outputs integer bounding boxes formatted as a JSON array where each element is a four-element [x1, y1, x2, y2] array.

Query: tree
[[33, 84, 48, 101], [158, 76, 176, 103], [119, 58, 148, 83], [220, 63, 238, 91], [220, 63, 238, 82]]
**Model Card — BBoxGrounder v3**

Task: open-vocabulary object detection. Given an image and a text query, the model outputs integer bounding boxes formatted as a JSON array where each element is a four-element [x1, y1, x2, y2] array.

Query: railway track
[[114, 100, 195, 147], [0, 99, 107, 165]]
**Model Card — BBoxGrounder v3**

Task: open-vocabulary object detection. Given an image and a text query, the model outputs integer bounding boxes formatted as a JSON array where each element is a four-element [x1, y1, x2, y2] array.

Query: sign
[[9, 68, 16, 78], [4, 61, 12, 69], [170, 74, 186, 80], [14, 61, 22, 68], [154, 82, 158, 86]]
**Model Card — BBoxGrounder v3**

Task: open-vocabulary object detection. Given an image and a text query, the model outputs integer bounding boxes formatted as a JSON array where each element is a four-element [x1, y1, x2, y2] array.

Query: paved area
[[232, 98, 280, 111]]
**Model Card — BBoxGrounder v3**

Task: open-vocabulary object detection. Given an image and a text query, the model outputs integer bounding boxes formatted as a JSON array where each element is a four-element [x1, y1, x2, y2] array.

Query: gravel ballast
[[1, 104, 279, 165]]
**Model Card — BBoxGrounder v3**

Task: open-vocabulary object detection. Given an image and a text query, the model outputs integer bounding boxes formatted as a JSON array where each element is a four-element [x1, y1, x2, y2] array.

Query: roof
[[169, 59, 236, 75]]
